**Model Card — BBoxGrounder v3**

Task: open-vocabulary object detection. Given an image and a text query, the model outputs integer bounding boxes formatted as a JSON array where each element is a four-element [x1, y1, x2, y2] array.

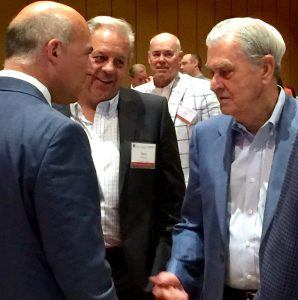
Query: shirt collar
[[0, 70, 51, 105], [232, 87, 285, 135], [71, 92, 120, 122], [153, 73, 179, 90]]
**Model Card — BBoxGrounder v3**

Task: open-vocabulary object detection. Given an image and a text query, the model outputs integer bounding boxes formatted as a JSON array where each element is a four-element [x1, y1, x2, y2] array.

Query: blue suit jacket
[[167, 96, 298, 300], [0, 77, 116, 299]]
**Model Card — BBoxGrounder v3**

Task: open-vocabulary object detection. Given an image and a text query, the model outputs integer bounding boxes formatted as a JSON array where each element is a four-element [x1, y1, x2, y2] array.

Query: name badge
[[131, 142, 156, 169], [176, 105, 197, 125]]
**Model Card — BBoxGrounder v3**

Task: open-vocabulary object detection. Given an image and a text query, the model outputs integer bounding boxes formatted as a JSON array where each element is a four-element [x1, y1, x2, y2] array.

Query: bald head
[[5, 1, 87, 62], [4, 1, 93, 103], [149, 33, 181, 53]]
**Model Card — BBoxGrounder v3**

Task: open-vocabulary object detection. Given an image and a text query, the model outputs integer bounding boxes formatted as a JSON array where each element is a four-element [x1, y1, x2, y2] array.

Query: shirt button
[[247, 274, 252, 280], [249, 178, 255, 183], [245, 241, 250, 248], [248, 209, 253, 215]]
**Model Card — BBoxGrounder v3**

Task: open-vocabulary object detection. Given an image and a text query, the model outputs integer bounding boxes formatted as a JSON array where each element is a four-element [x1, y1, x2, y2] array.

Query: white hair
[[206, 17, 286, 77], [87, 16, 135, 52]]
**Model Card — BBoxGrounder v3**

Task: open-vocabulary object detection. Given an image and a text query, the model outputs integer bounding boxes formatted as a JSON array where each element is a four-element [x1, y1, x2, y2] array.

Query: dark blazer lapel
[[0, 76, 49, 105], [213, 117, 234, 245], [262, 97, 298, 241], [118, 88, 140, 196]]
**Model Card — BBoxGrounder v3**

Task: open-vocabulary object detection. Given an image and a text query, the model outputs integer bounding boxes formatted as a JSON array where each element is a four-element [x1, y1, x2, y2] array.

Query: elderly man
[[180, 53, 208, 80], [135, 33, 220, 183], [128, 63, 150, 87], [0, 2, 116, 300], [65, 16, 185, 300], [151, 17, 298, 300]]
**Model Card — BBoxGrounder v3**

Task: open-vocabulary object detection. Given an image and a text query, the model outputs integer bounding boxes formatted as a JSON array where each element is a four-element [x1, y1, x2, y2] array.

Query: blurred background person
[[180, 53, 208, 80], [128, 63, 151, 88]]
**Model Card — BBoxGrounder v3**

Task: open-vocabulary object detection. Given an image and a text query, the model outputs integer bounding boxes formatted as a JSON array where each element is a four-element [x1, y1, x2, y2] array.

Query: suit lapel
[[168, 75, 187, 118], [262, 98, 298, 241], [118, 88, 140, 196], [213, 117, 234, 245]]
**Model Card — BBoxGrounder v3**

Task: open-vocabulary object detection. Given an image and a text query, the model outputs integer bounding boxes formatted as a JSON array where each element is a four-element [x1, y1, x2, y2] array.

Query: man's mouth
[[95, 77, 114, 84]]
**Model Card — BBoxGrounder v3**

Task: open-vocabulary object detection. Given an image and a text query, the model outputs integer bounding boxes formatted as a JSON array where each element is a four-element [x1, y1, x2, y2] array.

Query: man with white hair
[[66, 16, 185, 300], [135, 33, 220, 184], [151, 17, 298, 300]]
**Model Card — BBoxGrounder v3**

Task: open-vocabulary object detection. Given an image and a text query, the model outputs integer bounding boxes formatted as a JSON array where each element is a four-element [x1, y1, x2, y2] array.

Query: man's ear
[[46, 39, 63, 64], [261, 54, 275, 84], [147, 51, 151, 65]]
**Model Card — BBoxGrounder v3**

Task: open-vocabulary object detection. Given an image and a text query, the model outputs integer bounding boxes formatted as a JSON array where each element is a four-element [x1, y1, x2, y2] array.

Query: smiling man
[[151, 17, 298, 300], [135, 33, 220, 184], [69, 16, 185, 300]]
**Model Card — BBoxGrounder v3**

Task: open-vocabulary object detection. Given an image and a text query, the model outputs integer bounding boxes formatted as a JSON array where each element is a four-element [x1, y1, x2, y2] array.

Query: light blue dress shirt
[[226, 88, 286, 289]]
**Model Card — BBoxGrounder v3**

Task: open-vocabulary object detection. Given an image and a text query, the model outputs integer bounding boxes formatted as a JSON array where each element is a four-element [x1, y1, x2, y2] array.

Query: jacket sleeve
[[167, 125, 205, 297], [34, 121, 117, 300], [150, 98, 186, 278]]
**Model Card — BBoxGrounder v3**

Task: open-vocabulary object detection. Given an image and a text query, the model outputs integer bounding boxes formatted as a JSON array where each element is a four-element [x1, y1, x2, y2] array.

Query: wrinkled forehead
[[149, 38, 179, 53]]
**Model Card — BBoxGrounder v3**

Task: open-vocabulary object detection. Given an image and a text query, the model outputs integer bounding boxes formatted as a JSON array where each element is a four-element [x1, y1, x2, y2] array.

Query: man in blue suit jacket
[[151, 17, 298, 300], [0, 2, 116, 299]]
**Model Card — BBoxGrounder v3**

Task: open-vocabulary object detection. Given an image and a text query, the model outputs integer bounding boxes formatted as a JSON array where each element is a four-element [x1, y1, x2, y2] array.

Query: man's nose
[[210, 74, 223, 92], [157, 54, 166, 62], [102, 59, 115, 73]]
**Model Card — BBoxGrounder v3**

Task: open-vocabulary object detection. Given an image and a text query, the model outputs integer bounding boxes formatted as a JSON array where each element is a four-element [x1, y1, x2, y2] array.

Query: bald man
[[135, 33, 220, 183], [0, 2, 116, 299]]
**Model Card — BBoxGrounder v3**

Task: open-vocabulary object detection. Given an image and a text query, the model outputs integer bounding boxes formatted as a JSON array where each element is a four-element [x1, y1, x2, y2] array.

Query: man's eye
[[164, 52, 174, 58], [115, 59, 125, 68], [93, 55, 106, 63], [219, 69, 231, 78]]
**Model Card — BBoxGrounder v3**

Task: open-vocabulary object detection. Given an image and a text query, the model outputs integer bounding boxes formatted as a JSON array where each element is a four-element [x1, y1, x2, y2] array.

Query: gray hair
[[5, 12, 74, 61], [87, 16, 135, 53], [129, 63, 146, 77], [206, 17, 286, 77]]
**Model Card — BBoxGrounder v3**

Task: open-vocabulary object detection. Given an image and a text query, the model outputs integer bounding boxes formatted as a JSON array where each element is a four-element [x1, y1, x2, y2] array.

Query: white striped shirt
[[70, 94, 121, 247]]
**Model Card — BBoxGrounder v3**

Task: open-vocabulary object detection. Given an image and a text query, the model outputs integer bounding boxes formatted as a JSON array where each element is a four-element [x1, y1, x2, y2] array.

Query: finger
[[153, 285, 188, 300], [150, 272, 181, 287]]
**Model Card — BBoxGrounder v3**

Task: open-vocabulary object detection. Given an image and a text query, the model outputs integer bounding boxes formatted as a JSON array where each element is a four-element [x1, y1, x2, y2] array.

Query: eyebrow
[[86, 46, 93, 54], [205, 60, 232, 70]]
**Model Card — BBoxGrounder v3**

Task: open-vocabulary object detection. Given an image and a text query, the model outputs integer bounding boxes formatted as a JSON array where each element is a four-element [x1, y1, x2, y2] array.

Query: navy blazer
[[257, 132, 298, 299], [167, 96, 298, 300], [0, 77, 116, 299]]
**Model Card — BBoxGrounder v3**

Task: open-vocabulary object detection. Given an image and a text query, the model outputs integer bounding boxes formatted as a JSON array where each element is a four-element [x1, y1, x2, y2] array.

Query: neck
[[238, 85, 279, 134], [153, 76, 174, 88], [77, 96, 98, 123], [193, 69, 202, 77]]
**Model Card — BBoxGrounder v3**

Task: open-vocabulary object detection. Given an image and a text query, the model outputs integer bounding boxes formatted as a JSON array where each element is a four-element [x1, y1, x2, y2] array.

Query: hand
[[150, 271, 189, 300]]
